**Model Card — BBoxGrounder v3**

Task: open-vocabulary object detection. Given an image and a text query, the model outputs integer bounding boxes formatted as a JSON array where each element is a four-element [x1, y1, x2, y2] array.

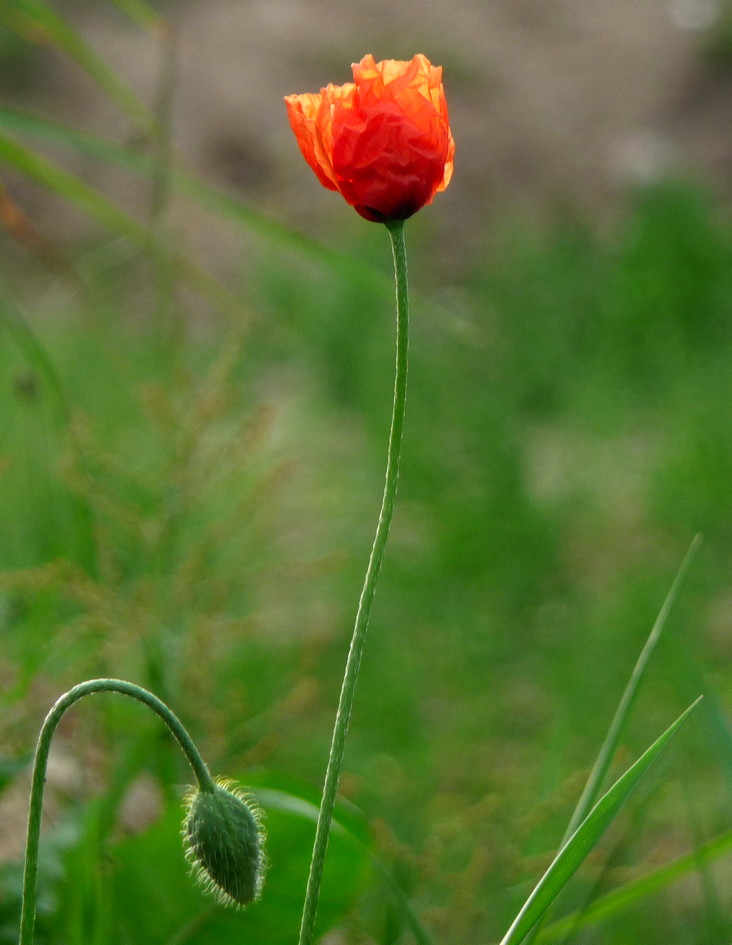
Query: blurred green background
[[0, 2, 731, 944]]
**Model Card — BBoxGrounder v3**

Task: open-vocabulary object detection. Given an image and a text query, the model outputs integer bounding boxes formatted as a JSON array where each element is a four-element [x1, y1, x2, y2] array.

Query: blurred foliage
[[0, 178, 731, 944], [706, 0, 732, 65], [0, 772, 371, 945], [0, 23, 36, 90], [0, 1, 730, 941]]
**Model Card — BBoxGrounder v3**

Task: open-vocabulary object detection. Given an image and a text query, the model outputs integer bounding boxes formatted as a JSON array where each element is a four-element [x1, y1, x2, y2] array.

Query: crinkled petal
[[285, 54, 454, 222]]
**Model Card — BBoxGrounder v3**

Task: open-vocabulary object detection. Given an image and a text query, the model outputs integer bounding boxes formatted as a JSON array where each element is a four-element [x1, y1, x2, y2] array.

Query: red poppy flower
[[285, 54, 455, 222]]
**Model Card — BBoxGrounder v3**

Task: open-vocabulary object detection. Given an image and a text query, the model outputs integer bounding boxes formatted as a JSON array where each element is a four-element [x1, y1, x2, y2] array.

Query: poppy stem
[[298, 219, 409, 945], [19, 678, 215, 945]]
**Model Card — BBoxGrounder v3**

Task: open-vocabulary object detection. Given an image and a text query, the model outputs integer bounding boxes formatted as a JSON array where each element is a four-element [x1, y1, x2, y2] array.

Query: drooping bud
[[183, 779, 266, 907]]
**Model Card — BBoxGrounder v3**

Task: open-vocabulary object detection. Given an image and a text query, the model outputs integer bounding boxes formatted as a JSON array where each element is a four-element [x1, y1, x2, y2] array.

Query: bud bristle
[[183, 779, 266, 907]]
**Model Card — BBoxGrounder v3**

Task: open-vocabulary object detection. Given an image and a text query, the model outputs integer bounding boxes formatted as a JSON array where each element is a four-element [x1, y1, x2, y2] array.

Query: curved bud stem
[[19, 678, 214, 945], [297, 219, 410, 945]]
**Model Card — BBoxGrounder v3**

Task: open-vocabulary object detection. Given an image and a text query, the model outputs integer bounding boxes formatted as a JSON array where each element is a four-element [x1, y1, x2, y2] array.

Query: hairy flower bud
[[183, 780, 266, 907]]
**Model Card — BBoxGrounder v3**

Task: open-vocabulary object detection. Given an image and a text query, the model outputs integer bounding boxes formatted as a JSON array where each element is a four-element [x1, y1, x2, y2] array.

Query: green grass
[[0, 177, 731, 944], [0, 9, 730, 936]]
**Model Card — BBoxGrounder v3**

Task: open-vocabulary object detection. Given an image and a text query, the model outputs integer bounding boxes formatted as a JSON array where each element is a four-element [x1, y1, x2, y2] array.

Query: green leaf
[[499, 697, 701, 945]]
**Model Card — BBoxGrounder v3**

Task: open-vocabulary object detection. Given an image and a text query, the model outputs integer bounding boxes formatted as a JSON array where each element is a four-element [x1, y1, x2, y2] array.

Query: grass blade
[[562, 535, 702, 843], [1, 0, 154, 133], [0, 107, 392, 292], [666, 634, 732, 791], [540, 826, 732, 941], [499, 697, 702, 945], [0, 132, 154, 246], [106, 0, 166, 35], [522, 537, 702, 945], [0, 131, 246, 318], [0, 289, 70, 423]]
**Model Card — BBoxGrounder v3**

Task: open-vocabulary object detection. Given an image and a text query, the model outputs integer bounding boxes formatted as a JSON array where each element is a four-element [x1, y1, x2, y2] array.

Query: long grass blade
[[106, 0, 165, 35], [0, 131, 246, 318], [1, 0, 154, 133], [0, 107, 392, 292], [562, 535, 702, 844], [0, 289, 71, 423], [522, 537, 702, 945], [540, 826, 732, 941], [666, 634, 732, 790], [499, 697, 701, 945], [0, 132, 154, 246]]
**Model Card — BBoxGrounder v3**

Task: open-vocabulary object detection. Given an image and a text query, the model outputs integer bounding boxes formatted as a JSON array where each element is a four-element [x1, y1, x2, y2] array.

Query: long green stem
[[297, 219, 409, 945], [19, 678, 214, 945]]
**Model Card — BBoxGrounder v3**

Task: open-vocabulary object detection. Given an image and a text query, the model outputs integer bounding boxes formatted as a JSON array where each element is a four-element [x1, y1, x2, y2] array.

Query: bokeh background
[[1, 1, 732, 943]]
